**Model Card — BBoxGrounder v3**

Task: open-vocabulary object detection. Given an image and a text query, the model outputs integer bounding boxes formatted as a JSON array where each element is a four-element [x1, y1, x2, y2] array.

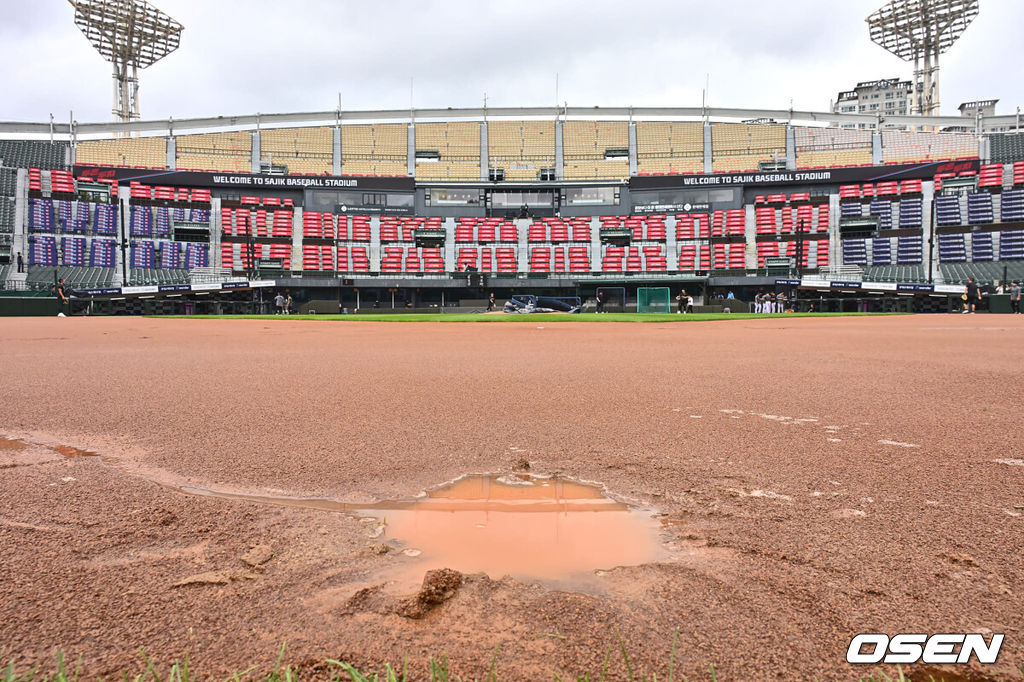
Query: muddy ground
[[1, 315, 1022, 681]]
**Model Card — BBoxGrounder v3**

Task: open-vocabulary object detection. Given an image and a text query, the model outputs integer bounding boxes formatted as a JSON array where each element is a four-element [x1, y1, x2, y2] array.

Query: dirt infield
[[1, 315, 1023, 680]]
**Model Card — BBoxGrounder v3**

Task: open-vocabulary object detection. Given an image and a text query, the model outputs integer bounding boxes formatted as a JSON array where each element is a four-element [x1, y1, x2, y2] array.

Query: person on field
[[685, 294, 694, 314], [963, 278, 981, 314], [487, 292, 496, 312], [1011, 281, 1021, 314], [596, 290, 605, 314], [285, 294, 293, 315], [274, 292, 285, 315], [676, 289, 687, 314], [55, 278, 69, 316]]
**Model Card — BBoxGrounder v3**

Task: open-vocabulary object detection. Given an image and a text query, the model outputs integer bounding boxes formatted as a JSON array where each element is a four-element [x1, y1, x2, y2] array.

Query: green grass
[[8, 644, 1010, 682], [150, 312, 894, 323]]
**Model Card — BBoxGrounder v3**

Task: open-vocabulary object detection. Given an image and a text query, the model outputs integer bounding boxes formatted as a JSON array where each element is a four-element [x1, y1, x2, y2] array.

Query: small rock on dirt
[[241, 544, 274, 568], [399, 568, 463, 619]]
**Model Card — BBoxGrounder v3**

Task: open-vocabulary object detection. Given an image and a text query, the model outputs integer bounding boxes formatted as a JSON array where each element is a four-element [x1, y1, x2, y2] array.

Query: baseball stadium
[[1, 0, 1023, 680]]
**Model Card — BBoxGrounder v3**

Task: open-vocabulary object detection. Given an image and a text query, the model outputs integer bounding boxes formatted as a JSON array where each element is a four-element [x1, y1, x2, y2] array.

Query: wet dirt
[[2, 316, 1024, 681]]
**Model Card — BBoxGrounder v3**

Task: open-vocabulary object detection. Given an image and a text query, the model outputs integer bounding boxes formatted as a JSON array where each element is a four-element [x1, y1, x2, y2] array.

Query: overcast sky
[[1, 0, 1020, 124]]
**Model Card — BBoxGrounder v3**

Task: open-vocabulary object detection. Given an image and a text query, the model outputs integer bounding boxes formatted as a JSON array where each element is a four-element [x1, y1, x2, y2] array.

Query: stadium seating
[[260, 126, 332, 175], [563, 121, 629, 180], [1002, 190, 1024, 222], [794, 127, 872, 168], [711, 123, 786, 172], [77, 136, 166, 168], [414, 122, 481, 181], [880, 130, 977, 163], [488, 120, 555, 181], [341, 123, 408, 177], [176, 132, 251, 172], [872, 238, 892, 265], [636, 121, 703, 174]]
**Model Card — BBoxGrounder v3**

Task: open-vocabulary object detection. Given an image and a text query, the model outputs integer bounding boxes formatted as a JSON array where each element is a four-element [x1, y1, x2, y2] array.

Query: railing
[[815, 265, 864, 281]]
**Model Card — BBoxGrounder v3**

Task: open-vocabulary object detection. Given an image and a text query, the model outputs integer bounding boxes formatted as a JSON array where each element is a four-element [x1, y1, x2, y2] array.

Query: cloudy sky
[[1, 0, 1020, 124]]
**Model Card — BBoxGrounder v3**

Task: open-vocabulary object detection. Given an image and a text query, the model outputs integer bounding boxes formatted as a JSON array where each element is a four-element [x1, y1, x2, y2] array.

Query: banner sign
[[76, 279, 274, 297], [75, 287, 121, 296], [73, 166, 415, 192], [630, 159, 979, 190], [776, 279, 966, 295], [935, 284, 967, 294]]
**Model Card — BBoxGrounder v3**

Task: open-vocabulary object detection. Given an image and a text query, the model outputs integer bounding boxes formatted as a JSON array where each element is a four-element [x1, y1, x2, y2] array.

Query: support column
[[480, 121, 489, 181], [872, 131, 883, 166], [745, 204, 757, 270], [922, 180, 937, 283], [443, 217, 455, 271], [11, 169, 28, 280], [828, 193, 840, 269], [333, 126, 342, 176], [665, 215, 678, 270], [166, 136, 176, 170], [290, 207, 302, 271], [251, 131, 261, 174], [209, 196, 223, 271], [589, 217, 601, 274], [517, 218, 529, 274], [369, 216, 381, 272], [554, 119, 564, 181], [407, 123, 416, 177], [115, 185, 130, 287], [785, 126, 796, 171], [703, 124, 713, 174], [628, 122, 638, 177]]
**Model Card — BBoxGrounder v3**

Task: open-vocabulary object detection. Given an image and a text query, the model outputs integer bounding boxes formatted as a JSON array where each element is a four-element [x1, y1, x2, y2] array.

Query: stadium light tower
[[68, 0, 184, 123], [866, 0, 978, 117]]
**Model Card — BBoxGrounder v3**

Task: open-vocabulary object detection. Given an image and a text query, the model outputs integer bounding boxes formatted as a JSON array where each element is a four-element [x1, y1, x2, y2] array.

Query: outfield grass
[[152, 312, 895, 323]]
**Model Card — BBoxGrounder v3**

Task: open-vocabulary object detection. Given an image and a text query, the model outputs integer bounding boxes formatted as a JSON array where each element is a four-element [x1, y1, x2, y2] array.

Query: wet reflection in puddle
[[374, 474, 667, 585], [178, 474, 668, 586]]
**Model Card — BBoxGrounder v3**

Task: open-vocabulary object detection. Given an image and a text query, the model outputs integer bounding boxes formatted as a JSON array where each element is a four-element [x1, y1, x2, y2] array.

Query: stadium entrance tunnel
[[179, 473, 668, 586]]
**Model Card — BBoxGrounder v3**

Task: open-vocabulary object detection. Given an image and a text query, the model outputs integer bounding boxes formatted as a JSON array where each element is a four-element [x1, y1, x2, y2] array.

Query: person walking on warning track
[[596, 290, 606, 314], [1011, 281, 1021, 314], [487, 292, 496, 312], [676, 289, 686, 314]]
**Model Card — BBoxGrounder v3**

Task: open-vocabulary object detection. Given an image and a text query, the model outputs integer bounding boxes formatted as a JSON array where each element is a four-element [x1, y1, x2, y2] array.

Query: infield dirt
[[1, 315, 1022, 680]]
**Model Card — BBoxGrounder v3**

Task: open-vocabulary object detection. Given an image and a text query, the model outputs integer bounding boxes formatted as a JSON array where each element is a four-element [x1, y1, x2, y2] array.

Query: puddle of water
[[375, 475, 668, 587], [0, 436, 29, 451], [179, 474, 668, 587], [55, 445, 101, 459]]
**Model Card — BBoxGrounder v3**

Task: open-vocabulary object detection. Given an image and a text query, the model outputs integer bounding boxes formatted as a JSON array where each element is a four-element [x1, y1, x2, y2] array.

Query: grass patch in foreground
[[7, 640, 1007, 682], [151, 312, 895, 323]]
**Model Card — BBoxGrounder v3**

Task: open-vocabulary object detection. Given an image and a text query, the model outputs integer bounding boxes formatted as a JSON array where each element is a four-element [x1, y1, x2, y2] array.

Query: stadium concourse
[[2, 107, 1024, 315], [1, 314, 1023, 679]]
